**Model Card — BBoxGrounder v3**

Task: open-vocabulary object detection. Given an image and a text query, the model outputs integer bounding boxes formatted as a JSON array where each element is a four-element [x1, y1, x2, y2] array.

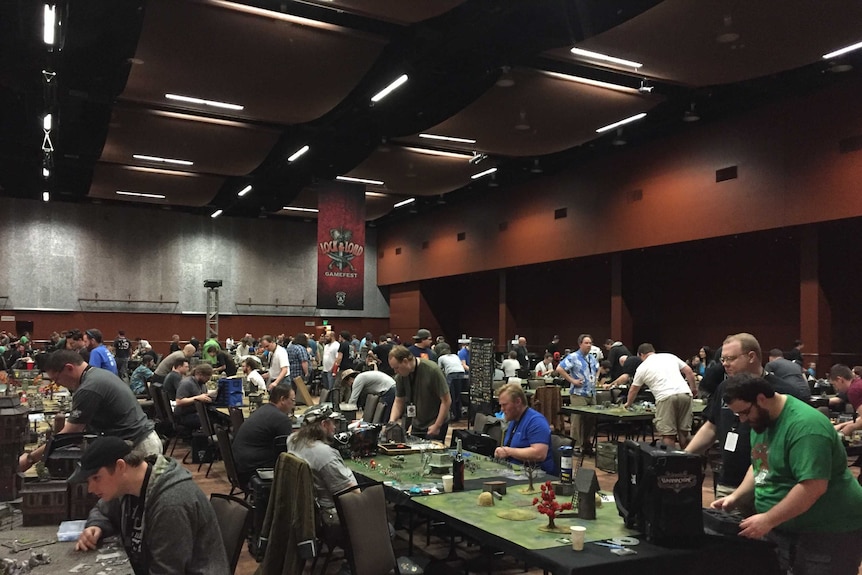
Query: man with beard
[[712, 374, 862, 575], [686, 333, 811, 504]]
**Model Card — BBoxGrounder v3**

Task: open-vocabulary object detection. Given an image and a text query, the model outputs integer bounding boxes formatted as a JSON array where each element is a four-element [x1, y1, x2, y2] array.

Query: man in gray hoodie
[[72, 437, 228, 575]]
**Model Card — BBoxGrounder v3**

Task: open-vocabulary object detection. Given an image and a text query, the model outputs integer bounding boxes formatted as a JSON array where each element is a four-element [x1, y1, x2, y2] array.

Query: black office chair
[[215, 425, 249, 499], [194, 400, 220, 477], [228, 406, 245, 433], [210, 493, 252, 575]]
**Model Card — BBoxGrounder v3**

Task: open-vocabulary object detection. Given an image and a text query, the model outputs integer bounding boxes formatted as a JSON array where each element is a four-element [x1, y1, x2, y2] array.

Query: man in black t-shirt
[[232, 384, 296, 486], [162, 357, 189, 401], [113, 330, 131, 380]]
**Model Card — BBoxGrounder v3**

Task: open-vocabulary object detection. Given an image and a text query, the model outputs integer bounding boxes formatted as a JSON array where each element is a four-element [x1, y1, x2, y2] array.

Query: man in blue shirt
[[494, 383, 554, 474], [556, 334, 598, 454], [83, 328, 118, 375]]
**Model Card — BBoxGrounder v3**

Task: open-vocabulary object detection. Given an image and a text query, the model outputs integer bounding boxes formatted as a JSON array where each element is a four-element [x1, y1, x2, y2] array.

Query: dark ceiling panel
[[545, 0, 862, 86], [122, 0, 387, 124], [89, 163, 224, 207], [100, 104, 281, 176], [300, 0, 468, 25]]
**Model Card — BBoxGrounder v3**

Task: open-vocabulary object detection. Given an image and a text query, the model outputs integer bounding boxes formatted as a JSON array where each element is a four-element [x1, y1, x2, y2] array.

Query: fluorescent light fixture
[[336, 176, 385, 185], [287, 145, 309, 162], [403, 146, 473, 160], [371, 74, 408, 103], [42, 113, 52, 131], [133, 154, 193, 166], [43, 4, 56, 45], [471, 167, 497, 180], [42, 167, 50, 178], [596, 112, 647, 133], [282, 206, 319, 213], [116, 191, 166, 199], [823, 40, 862, 59], [211, 209, 223, 218], [238, 185, 252, 197], [126, 165, 196, 177], [541, 71, 642, 93], [365, 191, 387, 198], [570, 47, 642, 69], [419, 133, 477, 144], [393, 197, 415, 208], [165, 93, 244, 111], [42, 191, 50, 202]]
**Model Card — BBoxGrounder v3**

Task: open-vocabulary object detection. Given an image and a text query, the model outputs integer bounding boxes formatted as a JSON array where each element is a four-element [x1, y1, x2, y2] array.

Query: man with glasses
[[18, 350, 160, 472], [556, 334, 599, 454], [712, 374, 862, 575], [686, 333, 811, 506]]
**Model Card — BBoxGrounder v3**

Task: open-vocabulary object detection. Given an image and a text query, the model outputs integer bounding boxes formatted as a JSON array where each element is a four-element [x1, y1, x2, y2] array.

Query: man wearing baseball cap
[[71, 437, 228, 575], [288, 406, 357, 535], [408, 328, 438, 362]]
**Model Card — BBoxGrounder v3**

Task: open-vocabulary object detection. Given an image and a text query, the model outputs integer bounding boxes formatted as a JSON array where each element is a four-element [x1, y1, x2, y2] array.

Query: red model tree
[[532, 481, 573, 529]]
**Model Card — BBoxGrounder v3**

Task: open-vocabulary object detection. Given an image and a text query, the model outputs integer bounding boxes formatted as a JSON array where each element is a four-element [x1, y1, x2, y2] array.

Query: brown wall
[[377, 75, 862, 284], [1, 312, 389, 355]]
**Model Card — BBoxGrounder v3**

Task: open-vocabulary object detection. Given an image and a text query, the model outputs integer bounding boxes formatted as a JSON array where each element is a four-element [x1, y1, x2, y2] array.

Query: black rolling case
[[247, 473, 273, 561]]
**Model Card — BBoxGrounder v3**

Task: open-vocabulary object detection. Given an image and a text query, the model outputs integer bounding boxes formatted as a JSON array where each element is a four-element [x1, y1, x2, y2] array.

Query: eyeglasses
[[720, 354, 741, 364], [733, 403, 755, 418]]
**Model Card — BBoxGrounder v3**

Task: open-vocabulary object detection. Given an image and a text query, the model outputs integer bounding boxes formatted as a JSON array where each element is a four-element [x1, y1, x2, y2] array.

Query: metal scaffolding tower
[[204, 280, 222, 341]]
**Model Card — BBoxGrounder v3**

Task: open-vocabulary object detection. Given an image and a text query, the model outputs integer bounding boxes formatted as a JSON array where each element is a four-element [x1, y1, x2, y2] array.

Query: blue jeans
[[446, 374, 467, 422]]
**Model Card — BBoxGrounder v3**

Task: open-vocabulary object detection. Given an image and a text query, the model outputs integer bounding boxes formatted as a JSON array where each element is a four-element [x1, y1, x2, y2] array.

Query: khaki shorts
[[654, 393, 692, 436]]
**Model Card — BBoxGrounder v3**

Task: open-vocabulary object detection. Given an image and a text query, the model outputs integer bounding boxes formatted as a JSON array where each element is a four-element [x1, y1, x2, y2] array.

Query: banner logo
[[319, 228, 363, 278]]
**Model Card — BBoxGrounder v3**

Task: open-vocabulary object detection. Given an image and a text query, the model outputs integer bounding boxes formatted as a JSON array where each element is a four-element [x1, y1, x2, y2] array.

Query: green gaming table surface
[[414, 489, 635, 550]]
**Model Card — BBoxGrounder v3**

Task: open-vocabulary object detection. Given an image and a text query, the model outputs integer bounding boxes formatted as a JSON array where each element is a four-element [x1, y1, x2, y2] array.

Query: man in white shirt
[[535, 353, 555, 378], [501, 351, 520, 379], [261, 334, 289, 390], [344, 369, 397, 422], [242, 357, 266, 393], [625, 343, 697, 448]]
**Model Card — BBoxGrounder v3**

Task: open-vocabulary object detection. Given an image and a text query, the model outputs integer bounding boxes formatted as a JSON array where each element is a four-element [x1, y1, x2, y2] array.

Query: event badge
[[724, 431, 738, 452], [406, 403, 416, 418]]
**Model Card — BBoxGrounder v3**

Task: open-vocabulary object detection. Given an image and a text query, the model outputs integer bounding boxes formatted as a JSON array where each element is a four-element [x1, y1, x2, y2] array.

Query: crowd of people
[[7, 324, 862, 574]]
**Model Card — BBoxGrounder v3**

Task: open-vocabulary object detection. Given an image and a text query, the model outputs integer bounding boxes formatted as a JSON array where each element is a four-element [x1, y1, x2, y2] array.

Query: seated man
[[493, 383, 554, 475], [173, 363, 214, 430], [288, 406, 357, 537], [162, 357, 189, 402], [232, 384, 296, 486], [129, 355, 155, 396], [242, 357, 266, 394], [829, 364, 862, 435], [73, 437, 229, 575]]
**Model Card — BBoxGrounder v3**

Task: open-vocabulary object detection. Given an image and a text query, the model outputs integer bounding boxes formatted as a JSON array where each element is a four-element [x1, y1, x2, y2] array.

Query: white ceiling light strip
[[211, 209, 223, 218], [371, 74, 408, 103], [237, 185, 252, 197], [133, 154, 193, 166], [470, 167, 497, 180], [403, 146, 473, 160], [570, 47, 642, 69], [282, 206, 319, 213], [287, 145, 309, 162], [393, 197, 415, 208], [116, 191, 166, 199], [596, 112, 647, 133], [43, 4, 56, 45], [336, 176, 385, 185], [165, 94, 244, 111], [542, 71, 639, 94], [823, 40, 862, 59], [419, 133, 477, 144]]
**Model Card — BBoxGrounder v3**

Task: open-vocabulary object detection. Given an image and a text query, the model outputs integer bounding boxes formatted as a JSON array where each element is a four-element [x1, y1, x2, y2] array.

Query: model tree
[[533, 480, 573, 531]]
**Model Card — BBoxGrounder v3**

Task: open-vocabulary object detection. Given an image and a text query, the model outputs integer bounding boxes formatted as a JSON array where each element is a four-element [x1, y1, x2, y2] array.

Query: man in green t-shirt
[[388, 344, 451, 440], [712, 374, 862, 575]]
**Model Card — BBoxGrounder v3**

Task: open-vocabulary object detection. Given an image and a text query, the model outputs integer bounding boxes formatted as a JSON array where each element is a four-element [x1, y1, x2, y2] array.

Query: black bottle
[[453, 437, 465, 491]]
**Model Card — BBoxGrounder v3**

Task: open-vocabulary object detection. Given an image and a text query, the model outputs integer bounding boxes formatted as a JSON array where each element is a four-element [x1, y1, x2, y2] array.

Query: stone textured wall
[[0, 199, 388, 318]]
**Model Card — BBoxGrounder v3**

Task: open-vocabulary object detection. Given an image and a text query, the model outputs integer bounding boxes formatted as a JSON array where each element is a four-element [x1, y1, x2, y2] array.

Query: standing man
[[84, 329, 118, 375], [712, 374, 862, 575], [113, 330, 131, 380], [784, 339, 804, 366], [624, 343, 696, 448], [169, 334, 182, 353], [493, 383, 554, 474], [829, 364, 862, 435], [457, 337, 470, 372], [515, 337, 529, 370], [162, 357, 189, 401], [19, 350, 160, 472], [686, 333, 812, 503], [287, 333, 310, 384], [604, 339, 631, 383], [232, 384, 296, 486], [556, 334, 599, 453], [72, 437, 229, 575], [331, 330, 353, 379], [408, 329, 438, 362], [545, 335, 560, 357], [261, 334, 289, 390], [388, 345, 451, 440], [375, 334, 395, 376]]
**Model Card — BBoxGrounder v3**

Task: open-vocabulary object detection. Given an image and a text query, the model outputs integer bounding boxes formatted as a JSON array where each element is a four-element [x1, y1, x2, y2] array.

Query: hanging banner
[[317, 182, 365, 310]]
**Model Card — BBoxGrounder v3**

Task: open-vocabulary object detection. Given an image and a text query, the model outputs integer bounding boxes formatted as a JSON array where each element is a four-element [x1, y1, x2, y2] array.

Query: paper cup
[[570, 525, 586, 551], [442, 474, 454, 493]]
